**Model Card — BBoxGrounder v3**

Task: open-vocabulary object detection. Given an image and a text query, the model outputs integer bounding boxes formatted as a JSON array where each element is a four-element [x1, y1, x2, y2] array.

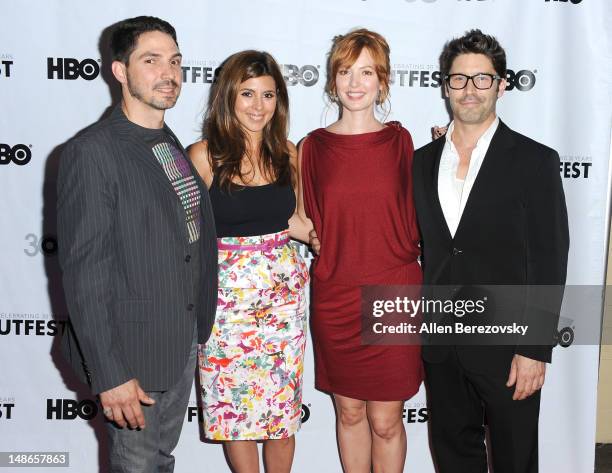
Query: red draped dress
[[301, 122, 423, 401]]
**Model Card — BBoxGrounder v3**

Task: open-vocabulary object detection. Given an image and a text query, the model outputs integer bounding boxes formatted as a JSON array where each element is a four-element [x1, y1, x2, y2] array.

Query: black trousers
[[424, 349, 541, 473]]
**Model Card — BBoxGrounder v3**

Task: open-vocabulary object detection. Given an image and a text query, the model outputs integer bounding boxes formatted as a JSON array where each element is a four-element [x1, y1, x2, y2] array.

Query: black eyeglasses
[[445, 73, 502, 90]]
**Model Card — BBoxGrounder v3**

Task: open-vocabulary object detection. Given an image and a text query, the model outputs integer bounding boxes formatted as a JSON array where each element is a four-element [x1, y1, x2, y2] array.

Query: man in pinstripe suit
[[57, 16, 217, 472]]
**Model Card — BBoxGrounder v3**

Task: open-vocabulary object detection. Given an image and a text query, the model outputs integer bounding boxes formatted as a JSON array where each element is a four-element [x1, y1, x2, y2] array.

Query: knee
[[337, 404, 367, 428], [369, 415, 404, 441]]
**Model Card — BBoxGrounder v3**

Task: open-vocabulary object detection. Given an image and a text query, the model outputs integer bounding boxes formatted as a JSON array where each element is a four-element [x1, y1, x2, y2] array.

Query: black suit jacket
[[57, 106, 218, 394], [413, 120, 569, 374]]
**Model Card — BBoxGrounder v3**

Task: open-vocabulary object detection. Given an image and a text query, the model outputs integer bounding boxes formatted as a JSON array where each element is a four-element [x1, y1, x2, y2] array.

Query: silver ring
[[103, 407, 113, 416]]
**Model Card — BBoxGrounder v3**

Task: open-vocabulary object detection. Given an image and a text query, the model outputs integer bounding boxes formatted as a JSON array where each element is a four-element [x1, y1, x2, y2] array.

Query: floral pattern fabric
[[198, 230, 309, 440]]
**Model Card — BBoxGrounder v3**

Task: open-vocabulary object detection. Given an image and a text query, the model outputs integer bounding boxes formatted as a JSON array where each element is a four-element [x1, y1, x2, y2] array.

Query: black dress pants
[[424, 349, 541, 473]]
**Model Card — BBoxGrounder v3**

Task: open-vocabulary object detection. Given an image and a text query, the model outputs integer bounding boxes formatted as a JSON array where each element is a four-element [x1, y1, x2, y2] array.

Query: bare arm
[[187, 139, 214, 188], [288, 139, 315, 244]]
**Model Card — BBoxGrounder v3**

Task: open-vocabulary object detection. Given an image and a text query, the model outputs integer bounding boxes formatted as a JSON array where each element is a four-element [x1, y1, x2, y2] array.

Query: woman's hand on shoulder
[[187, 140, 213, 188], [432, 126, 448, 140]]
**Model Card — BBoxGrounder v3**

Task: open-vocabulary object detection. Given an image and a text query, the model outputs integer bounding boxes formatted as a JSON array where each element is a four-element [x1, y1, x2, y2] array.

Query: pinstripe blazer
[[57, 105, 217, 394]]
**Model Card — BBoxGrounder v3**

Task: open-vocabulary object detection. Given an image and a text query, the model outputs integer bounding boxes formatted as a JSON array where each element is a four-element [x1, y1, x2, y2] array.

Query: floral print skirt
[[198, 230, 309, 440]]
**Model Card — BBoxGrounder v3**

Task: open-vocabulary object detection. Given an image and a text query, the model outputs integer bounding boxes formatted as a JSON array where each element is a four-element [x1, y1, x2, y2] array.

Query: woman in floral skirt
[[189, 50, 313, 473]]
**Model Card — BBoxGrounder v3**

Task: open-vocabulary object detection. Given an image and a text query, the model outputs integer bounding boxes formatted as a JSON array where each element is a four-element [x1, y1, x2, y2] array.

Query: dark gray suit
[[57, 105, 217, 396], [413, 121, 569, 473]]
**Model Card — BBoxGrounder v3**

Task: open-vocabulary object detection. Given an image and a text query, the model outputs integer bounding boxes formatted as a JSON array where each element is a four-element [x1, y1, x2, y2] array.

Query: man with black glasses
[[413, 29, 569, 472]]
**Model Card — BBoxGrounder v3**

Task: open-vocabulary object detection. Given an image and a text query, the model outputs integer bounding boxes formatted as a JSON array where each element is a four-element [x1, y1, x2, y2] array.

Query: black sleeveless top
[[209, 175, 296, 237]]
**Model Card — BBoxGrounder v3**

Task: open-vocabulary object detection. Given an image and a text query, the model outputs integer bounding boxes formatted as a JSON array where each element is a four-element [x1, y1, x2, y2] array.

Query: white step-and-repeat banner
[[1, 1, 611, 471]]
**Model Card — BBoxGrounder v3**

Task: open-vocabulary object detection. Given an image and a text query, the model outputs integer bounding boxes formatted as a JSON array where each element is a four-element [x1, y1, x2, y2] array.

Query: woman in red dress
[[298, 29, 423, 472]]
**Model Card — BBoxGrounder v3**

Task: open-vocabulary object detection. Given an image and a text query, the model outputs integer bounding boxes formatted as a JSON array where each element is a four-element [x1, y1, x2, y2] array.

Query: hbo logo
[[47, 399, 99, 420], [505, 69, 536, 92], [47, 57, 100, 80], [0, 143, 32, 165], [282, 65, 319, 87]]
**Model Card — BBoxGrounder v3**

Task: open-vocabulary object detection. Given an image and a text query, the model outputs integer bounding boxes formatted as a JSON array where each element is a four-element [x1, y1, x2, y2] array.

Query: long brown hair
[[204, 50, 291, 191]]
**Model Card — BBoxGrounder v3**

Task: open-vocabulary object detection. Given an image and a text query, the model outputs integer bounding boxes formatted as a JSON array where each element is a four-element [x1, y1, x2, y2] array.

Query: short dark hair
[[439, 29, 506, 79], [110, 16, 177, 64]]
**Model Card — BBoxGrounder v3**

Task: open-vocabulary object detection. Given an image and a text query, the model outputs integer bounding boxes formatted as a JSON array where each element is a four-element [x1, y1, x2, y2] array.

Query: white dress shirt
[[437, 117, 499, 238]]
